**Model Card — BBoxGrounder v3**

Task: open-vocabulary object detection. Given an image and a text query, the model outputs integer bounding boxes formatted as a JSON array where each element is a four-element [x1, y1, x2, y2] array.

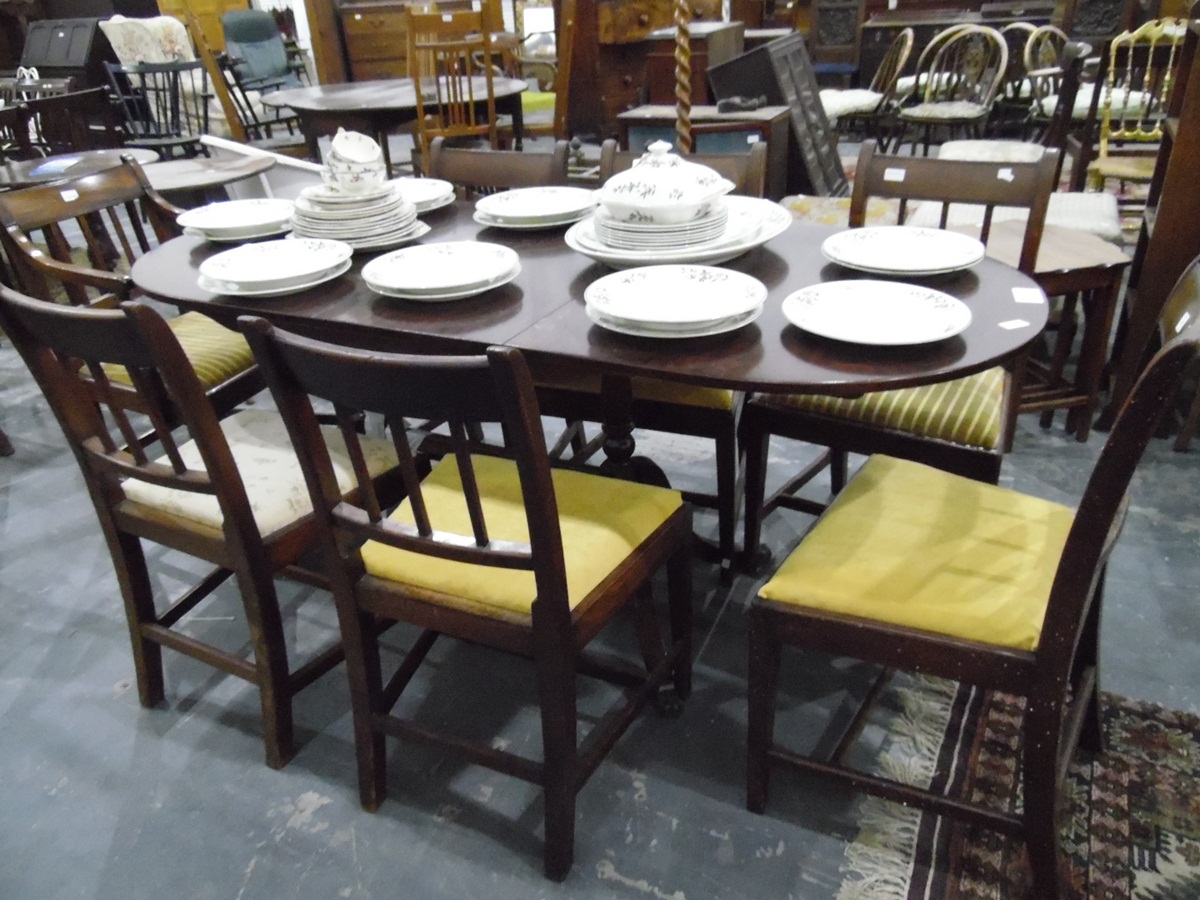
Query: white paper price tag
[[998, 319, 1030, 330], [1011, 287, 1044, 304], [883, 167, 906, 183]]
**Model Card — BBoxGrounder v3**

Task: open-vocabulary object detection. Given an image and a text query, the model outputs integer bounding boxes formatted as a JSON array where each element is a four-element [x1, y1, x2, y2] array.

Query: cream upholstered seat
[[123, 408, 398, 535]]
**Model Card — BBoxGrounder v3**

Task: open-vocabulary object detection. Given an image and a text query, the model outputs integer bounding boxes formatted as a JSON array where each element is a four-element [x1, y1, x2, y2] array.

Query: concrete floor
[[2, 261, 1200, 895]]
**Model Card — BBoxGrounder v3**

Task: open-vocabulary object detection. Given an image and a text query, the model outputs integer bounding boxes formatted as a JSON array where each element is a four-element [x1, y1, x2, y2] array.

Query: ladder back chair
[[742, 139, 1059, 566], [240, 318, 694, 881], [0, 102, 33, 162], [406, 8, 500, 165], [746, 253, 1200, 900], [0, 288, 401, 767], [542, 137, 771, 574], [424, 133, 569, 194], [0, 157, 261, 420]]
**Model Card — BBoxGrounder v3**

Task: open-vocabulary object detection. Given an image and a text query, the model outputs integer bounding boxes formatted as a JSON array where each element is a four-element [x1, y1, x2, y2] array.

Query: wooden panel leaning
[[746, 254, 1200, 900], [239, 317, 694, 881], [0, 288, 403, 768]]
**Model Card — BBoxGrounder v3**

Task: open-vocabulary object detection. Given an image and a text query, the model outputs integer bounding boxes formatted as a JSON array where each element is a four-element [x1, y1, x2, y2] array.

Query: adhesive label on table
[[998, 319, 1031, 330], [1012, 287, 1044, 304], [59, 189, 79, 202]]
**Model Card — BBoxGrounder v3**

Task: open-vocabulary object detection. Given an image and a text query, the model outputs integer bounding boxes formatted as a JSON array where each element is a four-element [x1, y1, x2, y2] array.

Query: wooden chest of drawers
[[340, 3, 409, 80]]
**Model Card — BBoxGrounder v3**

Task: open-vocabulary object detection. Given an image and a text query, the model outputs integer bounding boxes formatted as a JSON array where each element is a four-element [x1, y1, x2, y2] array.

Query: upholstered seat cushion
[[360, 455, 683, 617], [757, 366, 1006, 450], [900, 100, 988, 121], [121, 408, 399, 535], [1088, 154, 1157, 183], [758, 454, 1075, 650], [819, 88, 883, 122], [103, 312, 255, 390], [906, 185, 1124, 244], [779, 195, 901, 228]]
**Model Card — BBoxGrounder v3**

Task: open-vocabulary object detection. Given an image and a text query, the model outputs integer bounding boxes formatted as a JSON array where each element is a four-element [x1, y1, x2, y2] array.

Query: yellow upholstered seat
[[361, 454, 683, 617], [757, 366, 1006, 450], [759, 454, 1074, 650], [103, 311, 254, 390]]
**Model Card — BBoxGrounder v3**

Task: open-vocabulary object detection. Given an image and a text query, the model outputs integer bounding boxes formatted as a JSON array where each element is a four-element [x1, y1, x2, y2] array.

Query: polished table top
[[140, 155, 275, 194], [260, 76, 528, 114], [130, 201, 1049, 396], [0, 147, 160, 187]]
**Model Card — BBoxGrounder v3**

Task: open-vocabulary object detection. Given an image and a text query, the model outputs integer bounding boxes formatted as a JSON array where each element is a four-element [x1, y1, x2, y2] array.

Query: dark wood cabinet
[[338, 2, 409, 81]]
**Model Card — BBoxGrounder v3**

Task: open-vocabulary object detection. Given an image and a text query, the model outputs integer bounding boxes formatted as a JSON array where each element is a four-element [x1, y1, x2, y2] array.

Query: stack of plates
[[820, 226, 986, 277], [473, 186, 597, 229], [177, 198, 295, 242], [567, 196, 793, 269], [394, 176, 456, 213], [292, 183, 430, 251], [584, 265, 767, 338], [361, 241, 520, 301], [197, 238, 353, 297], [593, 203, 729, 250]]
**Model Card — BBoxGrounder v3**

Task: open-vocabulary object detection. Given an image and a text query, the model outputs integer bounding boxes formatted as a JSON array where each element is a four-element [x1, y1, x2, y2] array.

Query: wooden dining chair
[[105, 59, 213, 160], [0, 288, 402, 767], [406, 8, 500, 166], [746, 253, 1200, 900], [0, 103, 34, 162], [819, 27, 913, 143], [0, 157, 261, 421], [240, 317, 694, 881], [539, 138, 770, 575], [892, 25, 1009, 155], [741, 139, 1059, 565], [424, 133, 569, 193], [23, 87, 126, 155]]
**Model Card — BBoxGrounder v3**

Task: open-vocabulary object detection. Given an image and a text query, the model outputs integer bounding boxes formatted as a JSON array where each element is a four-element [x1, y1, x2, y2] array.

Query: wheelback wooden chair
[[240, 318, 695, 880], [747, 254, 1200, 900], [0, 288, 401, 768]]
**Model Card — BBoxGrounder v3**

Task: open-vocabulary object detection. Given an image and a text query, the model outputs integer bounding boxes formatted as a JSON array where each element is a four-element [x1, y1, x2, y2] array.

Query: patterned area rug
[[836, 681, 1200, 899]]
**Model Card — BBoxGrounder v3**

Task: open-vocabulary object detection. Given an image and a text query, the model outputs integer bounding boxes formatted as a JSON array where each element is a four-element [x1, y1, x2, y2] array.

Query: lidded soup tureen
[[597, 140, 735, 224]]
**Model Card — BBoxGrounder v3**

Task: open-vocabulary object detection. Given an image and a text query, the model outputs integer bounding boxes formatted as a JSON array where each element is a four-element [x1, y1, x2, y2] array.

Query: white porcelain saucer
[[199, 258, 353, 297]]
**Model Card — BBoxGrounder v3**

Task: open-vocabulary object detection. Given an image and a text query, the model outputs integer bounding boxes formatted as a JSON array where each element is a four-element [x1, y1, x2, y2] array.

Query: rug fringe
[[836, 673, 960, 900]]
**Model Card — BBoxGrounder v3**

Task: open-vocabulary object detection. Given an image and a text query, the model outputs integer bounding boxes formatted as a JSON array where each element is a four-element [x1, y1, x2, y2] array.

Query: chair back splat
[[0, 289, 400, 768], [240, 317, 694, 880], [747, 255, 1200, 900], [425, 134, 568, 194]]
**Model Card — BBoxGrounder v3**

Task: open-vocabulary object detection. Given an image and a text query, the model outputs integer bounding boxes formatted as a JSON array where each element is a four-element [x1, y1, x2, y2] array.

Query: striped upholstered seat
[[755, 367, 1006, 451], [103, 312, 254, 389]]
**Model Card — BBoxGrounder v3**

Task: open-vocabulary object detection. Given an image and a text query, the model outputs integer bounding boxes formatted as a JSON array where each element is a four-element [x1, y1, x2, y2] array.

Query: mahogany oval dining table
[[259, 76, 529, 173], [130, 200, 1049, 398]]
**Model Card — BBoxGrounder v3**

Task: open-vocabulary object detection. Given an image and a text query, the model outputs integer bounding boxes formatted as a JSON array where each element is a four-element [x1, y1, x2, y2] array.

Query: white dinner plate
[[586, 303, 763, 338], [198, 258, 352, 297], [394, 177, 455, 207], [367, 261, 521, 301], [344, 220, 431, 251], [475, 186, 597, 224], [781, 280, 973, 345], [177, 198, 296, 239], [299, 181, 398, 205], [821, 226, 986, 276], [566, 196, 792, 269], [472, 209, 592, 230], [584, 265, 767, 327], [361, 241, 519, 294], [183, 223, 293, 243], [198, 238, 353, 288]]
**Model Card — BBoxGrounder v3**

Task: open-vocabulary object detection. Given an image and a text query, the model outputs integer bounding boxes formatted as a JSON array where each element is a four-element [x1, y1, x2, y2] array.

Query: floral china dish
[[329, 127, 382, 164], [596, 140, 734, 225]]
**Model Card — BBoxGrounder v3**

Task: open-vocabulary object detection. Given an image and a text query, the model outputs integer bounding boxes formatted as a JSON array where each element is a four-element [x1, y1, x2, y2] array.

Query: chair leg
[[535, 635, 578, 882], [233, 564, 295, 769], [714, 424, 740, 571], [740, 415, 771, 572], [746, 608, 782, 814], [1072, 281, 1121, 442], [0, 424, 12, 457], [1175, 385, 1200, 452], [1075, 576, 1105, 755], [667, 533, 693, 700], [1022, 695, 1067, 900], [829, 450, 849, 493], [109, 529, 166, 708], [346, 609, 389, 811]]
